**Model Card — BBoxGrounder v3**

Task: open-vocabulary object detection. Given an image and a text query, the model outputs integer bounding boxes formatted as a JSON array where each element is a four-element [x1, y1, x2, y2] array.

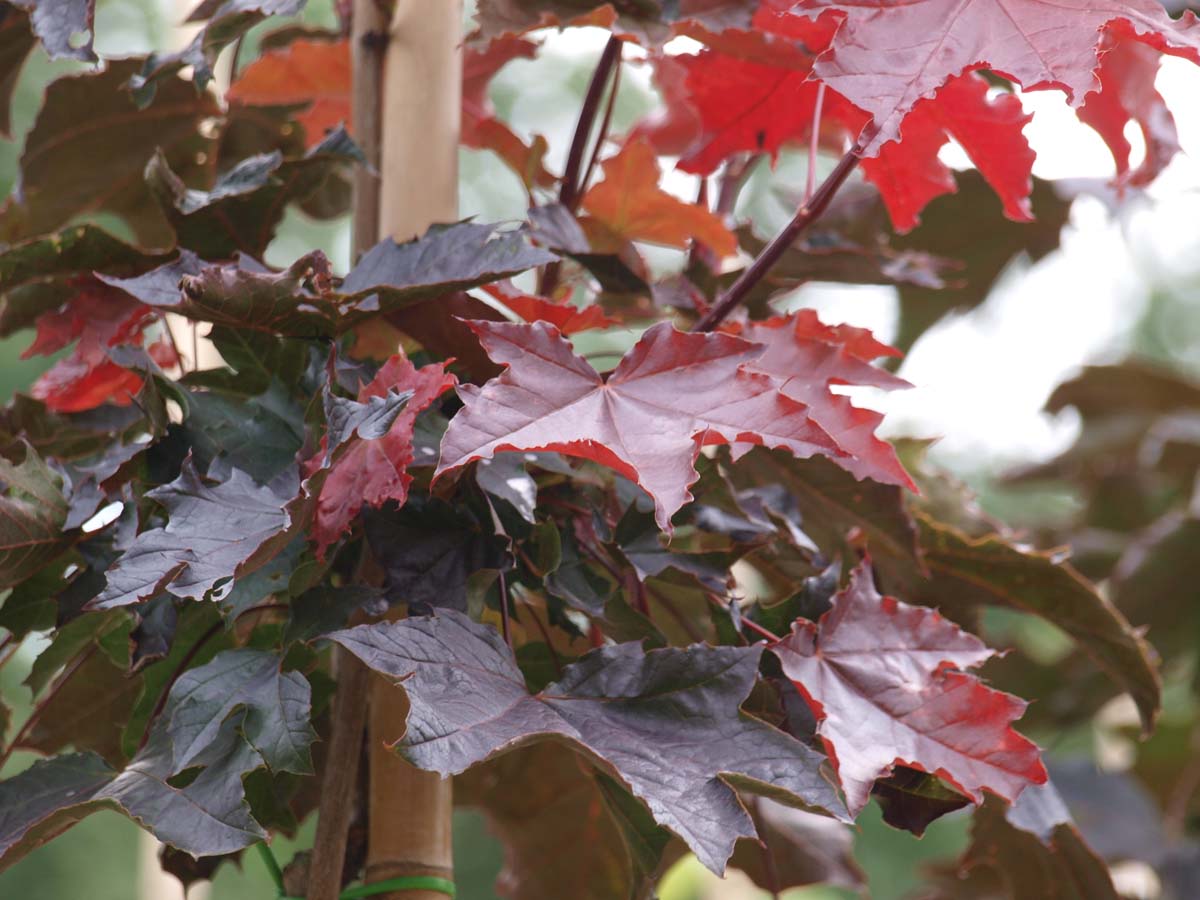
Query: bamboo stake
[[366, 2, 461, 898]]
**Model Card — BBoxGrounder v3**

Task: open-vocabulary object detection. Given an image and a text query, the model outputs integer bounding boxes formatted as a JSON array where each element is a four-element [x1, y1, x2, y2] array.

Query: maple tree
[[0, 0, 1197, 898]]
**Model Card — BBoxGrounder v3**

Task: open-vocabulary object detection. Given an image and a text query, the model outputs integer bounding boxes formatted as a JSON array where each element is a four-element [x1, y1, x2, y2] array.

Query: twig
[[577, 58, 622, 206], [307, 648, 371, 900], [539, 35, 623, 296], [692, 143, 864, 333], [559, 35, 624, 213], [497, 570, 512, 648], [805, 83, 827, 203]]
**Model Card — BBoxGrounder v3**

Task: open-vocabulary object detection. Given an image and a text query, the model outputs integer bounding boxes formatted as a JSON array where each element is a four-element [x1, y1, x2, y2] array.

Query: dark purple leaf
[[331, 609, 844, 873]]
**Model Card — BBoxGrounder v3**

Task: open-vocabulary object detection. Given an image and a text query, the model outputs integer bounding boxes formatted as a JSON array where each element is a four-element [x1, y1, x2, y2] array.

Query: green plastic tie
[[257, 841, 455, 899]]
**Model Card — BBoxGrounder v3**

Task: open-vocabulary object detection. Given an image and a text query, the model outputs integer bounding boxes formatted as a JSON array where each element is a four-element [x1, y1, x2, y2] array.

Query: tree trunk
[[366, 2, 462, 898]]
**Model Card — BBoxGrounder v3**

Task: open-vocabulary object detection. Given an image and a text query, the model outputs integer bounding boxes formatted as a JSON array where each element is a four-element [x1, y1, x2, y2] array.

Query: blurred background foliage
[[2, 0, 1200, 897]]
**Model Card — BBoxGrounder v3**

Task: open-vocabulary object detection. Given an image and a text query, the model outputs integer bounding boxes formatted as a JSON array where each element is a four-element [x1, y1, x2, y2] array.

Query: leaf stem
[[706, 593, 781, 643], [693, 144, 863, 333]]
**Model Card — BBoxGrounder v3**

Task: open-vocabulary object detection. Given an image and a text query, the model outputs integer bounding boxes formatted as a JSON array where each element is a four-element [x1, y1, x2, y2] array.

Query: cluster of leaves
[[0, 0, 1197, 897]]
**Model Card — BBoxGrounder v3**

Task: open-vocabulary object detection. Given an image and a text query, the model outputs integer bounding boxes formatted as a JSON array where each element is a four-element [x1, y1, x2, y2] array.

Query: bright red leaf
[[482, 282, 617, 334], [1077, 29, 1181, 188], [860, 73, 1034, 231], [793, 0, 1200, 155], [308, 353, 457, 555], [226, 38, 352, 145], [649, 48, 1033, 230], [732, 311, 915, 489], [435, 319, 845, 530], [581, 137, 736, 256], [24, 279, 162, 412], [770, 561, 1047, 815]]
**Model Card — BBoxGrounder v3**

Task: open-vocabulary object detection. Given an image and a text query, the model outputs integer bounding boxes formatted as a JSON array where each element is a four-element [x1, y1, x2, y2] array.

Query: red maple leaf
[[435, 319, 848, 529], [792, 0, 1200, 155], [581, 137, 737, 255], [646, 50, 1034, 230], [462, 34, 556, 190], [481, 282, 617, 334], [24, 279, 162, 413], [771, 561, 1047, 815], [309, 353, 457, 555], [226, 38, 352, 145], [732, 311, 915, 489], [1077, 29, 1181, 188]]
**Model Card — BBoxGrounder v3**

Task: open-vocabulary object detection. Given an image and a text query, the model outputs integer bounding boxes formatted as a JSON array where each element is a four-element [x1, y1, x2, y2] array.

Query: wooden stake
[[367, 2, 461, 899]]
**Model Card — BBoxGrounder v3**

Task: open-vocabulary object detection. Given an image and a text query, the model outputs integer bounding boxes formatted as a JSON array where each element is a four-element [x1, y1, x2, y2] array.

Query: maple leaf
[[22, 278, 165, 413], [1077, 30, 1180, 188], [308, 353, 456, 555], [472, 0, 757, 46], [435, 319, 844, 530], [770, 561, 1047, 815], [0, 442, 69, 590], [732, 311, 915, 490], [792, 0, 1200, 155], [462, 34, 556, 190], [652, 45, 1033, 230], [581, 138, 736, 256], [10, 0, 96, 62], [482, 282, 617, 334], [91, 459, 298, 609], [858, 73, 1034, 231], [226, 37, 351, 145], [331, 609, 844, 874]]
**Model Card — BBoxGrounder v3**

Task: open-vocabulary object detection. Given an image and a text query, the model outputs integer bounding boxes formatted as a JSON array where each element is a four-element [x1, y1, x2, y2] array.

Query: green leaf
[[0, 442, 69, 590], [0, 226, 170, 338]]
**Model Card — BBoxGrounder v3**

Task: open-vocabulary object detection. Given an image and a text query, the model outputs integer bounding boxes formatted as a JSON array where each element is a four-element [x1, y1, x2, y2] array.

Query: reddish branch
[[539, 35, 624, 296], [693, 145, 863, 332]]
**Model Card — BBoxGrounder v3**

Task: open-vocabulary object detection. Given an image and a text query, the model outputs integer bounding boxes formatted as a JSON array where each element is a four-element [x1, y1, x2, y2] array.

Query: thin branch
[[559, 35, 624, 213], [307, 649, 371, 900], [692, 144, 863, 332], [497, 570, 513, 648], [805, 83, 827, 203], [577, 57, 622, 206], [539, 35, 623, 297]]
